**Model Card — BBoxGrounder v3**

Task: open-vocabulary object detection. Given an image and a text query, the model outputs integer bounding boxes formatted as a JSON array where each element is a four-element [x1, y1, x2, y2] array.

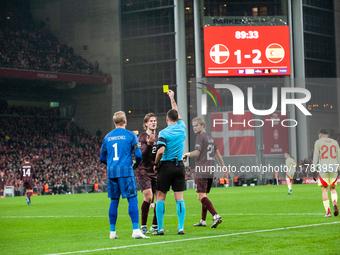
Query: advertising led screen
[[204, 26, 291, 76]]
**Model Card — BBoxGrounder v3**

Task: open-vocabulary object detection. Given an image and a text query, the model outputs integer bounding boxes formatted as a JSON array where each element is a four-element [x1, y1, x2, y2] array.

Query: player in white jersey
[[285, 152, 296, 195], [312, 129, 339, 217]]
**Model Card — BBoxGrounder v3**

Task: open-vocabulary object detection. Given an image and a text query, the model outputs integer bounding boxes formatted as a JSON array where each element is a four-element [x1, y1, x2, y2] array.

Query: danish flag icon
[[210, 44, 230, 64]]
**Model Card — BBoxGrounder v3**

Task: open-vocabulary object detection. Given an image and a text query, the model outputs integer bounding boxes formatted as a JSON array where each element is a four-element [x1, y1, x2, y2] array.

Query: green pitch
[[1, 185, 339, 255]]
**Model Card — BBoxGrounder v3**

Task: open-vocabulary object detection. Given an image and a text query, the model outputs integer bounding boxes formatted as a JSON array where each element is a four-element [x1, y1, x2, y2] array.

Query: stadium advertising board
[[204, 26, 291, 76], [303, 178, 340, 184], [0, 68, 111, 84], [262, 112, 289, 155], [56, 136, 70, 143]]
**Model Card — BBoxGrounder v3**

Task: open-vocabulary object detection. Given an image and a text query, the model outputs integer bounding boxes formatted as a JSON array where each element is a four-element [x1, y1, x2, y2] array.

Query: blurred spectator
[[185, 166, 193, 180], [96, 128, 102, 139], [239, 172, 246, 186]]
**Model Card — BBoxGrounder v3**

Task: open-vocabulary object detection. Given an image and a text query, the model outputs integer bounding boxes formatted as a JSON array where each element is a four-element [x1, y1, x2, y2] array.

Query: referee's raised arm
[[167, 89, 181, 120]]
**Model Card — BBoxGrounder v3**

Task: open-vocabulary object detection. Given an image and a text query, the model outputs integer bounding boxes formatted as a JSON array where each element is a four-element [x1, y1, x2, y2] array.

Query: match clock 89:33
[[204, 26, 291, 76], [235, 31, 259, 39]]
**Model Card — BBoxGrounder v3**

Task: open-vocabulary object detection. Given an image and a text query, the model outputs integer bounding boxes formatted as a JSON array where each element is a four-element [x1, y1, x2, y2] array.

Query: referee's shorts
[[156, 160, 186, 192]]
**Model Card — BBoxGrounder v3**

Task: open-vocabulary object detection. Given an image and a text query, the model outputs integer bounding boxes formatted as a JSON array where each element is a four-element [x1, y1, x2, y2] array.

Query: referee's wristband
[[154, 162, 160, 167]]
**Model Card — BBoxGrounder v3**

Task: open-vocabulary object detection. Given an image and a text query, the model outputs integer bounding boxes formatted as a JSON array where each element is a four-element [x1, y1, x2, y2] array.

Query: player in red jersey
[[135, 113, 159, 234], [20, 156, 36, 205], [183, 117, 226, 228], [0, 171, 6, 198]]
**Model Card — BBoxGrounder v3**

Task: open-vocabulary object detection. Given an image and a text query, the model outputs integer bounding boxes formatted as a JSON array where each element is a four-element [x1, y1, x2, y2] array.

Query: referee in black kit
[[152, 89, 186, 235]]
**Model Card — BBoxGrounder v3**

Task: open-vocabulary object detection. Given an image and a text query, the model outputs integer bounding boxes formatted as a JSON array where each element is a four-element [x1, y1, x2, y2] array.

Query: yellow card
[[163, 85, 169, 93]]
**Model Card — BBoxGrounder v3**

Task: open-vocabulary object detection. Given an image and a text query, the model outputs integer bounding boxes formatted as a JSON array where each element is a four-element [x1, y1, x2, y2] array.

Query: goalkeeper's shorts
[[108, 176, 137, 199]]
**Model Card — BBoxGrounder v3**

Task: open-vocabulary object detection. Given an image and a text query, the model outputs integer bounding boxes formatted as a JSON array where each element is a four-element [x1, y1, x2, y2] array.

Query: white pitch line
[[0, 213, 324, 219], [45, 221, 340, 255]]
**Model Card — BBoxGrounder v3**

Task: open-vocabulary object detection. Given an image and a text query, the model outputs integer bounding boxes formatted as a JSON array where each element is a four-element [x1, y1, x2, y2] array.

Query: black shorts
[[156, 161, 186, 192]]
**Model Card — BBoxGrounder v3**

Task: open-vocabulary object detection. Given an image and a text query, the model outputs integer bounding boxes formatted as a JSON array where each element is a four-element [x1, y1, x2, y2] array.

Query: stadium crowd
[[0, 24, 106, 76], [295, 157, 314, 179], [0, 113, 107, 195], [0, 105, 61, 117]]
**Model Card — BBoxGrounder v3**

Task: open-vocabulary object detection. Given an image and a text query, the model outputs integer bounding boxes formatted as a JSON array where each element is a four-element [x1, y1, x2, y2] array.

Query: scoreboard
[[204, 26, 291, 76]]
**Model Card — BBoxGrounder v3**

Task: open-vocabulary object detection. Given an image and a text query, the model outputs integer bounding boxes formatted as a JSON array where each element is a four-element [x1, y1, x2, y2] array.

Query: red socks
[[141, 200, 158, 226], [201, 197, 217, 219], [27, 192, 33, 203], [152, 203, 157, 225], [141, 201, 150, 226]]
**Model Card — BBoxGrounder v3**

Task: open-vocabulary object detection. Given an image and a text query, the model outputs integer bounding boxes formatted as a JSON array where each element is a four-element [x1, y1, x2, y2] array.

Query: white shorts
[[286, 173, 294, 181], [318, 172, 338, 187]]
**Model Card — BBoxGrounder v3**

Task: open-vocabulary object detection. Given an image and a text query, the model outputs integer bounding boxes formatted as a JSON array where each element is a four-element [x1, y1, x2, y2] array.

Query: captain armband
[[157, 137, 166, 149], [133, 143, 140, 150]]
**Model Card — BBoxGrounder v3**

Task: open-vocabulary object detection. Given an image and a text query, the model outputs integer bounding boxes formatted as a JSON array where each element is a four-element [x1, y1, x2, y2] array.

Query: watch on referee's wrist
[[154, 162, 160, 167]]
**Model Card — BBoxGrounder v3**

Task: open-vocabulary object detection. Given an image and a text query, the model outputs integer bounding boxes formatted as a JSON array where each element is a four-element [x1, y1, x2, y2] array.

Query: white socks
[[331, 193, 338, 203]]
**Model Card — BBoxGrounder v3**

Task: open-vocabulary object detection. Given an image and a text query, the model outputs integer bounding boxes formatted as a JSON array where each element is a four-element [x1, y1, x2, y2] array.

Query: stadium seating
[[0, 111, 107, 194], [0, 24, 106, 76]]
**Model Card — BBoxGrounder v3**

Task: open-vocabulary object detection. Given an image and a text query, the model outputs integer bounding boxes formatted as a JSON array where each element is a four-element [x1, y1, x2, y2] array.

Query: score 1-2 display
[[204, 26, 291, 76]]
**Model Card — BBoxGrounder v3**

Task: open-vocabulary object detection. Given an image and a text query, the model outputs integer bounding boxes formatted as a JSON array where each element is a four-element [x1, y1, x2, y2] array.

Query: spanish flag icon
[[266, 43, 285, 63]]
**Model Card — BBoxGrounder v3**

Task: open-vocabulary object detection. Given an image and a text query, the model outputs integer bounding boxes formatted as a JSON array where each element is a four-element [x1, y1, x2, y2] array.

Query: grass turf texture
[[1, 185, 339, 255]]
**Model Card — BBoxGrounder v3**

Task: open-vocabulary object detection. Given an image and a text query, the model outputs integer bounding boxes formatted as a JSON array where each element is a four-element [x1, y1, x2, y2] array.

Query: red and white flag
[[211, 111, 255, 156], [210, 44, 230, 64], [265, 43, 285, 63]]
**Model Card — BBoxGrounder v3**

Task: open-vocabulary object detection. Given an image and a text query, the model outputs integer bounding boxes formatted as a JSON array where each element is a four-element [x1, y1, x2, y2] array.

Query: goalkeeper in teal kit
[[100, 111, 149, 239]]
